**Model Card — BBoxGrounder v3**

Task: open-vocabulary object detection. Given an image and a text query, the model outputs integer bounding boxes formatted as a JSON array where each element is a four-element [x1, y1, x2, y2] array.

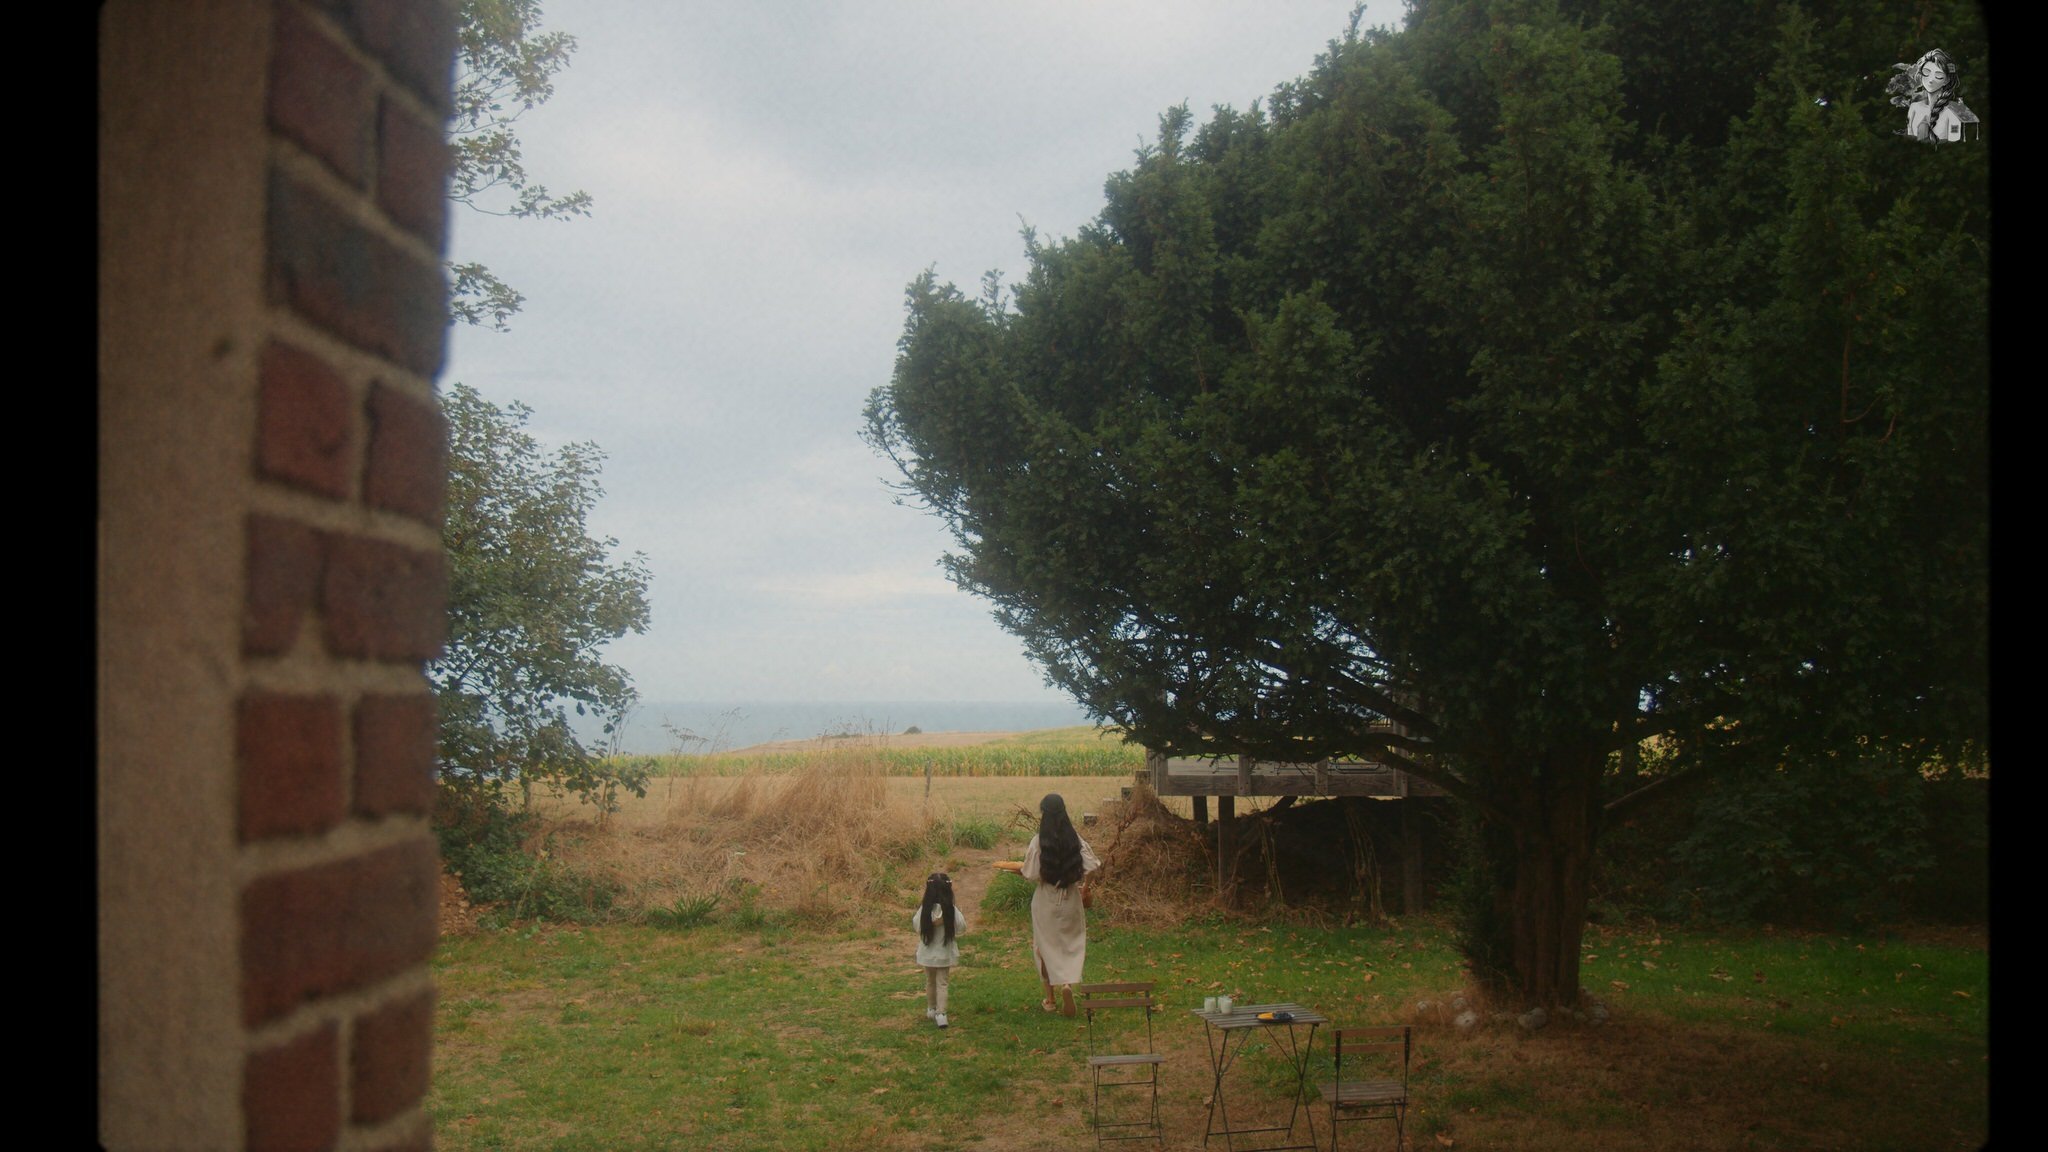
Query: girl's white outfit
[[1020, 833, 1101, 987], [911, 905, 969, 1017]]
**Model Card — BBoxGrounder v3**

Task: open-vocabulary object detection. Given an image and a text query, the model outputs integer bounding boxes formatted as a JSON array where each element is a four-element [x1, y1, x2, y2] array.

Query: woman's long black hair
[[1036, 793, 1086, 890], [919, 872, 956, 944]]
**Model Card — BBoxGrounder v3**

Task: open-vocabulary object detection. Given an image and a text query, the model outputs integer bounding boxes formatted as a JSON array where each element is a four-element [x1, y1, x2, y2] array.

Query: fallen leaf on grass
[[1435, 1134, 1456, 1147], [871, 1088, 889, 1096], [1953, 990, 1971, 998]]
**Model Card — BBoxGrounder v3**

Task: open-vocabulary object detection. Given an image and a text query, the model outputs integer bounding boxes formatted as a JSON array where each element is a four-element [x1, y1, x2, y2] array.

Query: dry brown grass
[[531, 748, 973, 925], [515, 766, 1284, 932], [1080, 780, 1215, 926]]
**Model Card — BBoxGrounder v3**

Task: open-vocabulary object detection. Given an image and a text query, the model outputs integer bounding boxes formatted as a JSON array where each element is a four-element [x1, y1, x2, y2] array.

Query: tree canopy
[[431, 383, 652, 813], [448, 0, 593, 330], [866, 0, 1987, 1004]]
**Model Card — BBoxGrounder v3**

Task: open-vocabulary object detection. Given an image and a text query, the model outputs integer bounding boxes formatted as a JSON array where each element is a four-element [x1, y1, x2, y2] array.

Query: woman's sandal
[[1041, 997, 1057, 1013]]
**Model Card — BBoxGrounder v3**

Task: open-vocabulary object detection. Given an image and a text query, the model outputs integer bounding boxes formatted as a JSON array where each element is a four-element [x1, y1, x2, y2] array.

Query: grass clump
[[982, 870, 1037, 917], [949, 813, 1005, 850], [645, 890, 721, 929]]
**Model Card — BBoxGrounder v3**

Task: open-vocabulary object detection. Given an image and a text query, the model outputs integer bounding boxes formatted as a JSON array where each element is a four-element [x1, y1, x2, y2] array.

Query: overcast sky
[[444, 0, 1401, 704]]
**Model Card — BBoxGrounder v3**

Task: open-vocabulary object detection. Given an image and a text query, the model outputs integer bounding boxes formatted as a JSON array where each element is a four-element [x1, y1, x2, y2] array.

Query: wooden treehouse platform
[[1144, 750, 1449, 799], [1139, 749, 1448, 911]]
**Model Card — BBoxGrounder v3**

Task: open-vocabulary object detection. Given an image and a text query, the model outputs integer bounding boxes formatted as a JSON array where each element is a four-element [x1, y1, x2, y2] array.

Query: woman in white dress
[[1019, 793, 1100, 1016]]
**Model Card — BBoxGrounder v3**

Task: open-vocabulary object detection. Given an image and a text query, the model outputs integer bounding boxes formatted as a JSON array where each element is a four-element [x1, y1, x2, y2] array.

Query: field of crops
[[616, 726, 1144, 779]]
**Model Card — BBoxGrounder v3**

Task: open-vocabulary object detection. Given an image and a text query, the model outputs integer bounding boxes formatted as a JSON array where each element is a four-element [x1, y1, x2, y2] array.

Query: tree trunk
[[1498, 761, 1601, 1008], [1400, 798, 1424, 914], [1216, 796, 1236, 894]]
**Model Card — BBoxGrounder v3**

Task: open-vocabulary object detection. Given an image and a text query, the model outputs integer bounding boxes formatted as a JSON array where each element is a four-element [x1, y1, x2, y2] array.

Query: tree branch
[[1603, 761, 1717, 820]]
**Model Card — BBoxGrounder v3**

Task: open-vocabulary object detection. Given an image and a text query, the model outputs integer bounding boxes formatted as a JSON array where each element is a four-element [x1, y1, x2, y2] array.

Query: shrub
[[438, 793, 623, 925], [1664, 747, 1940, 928], [982, 870, 1037, 917]]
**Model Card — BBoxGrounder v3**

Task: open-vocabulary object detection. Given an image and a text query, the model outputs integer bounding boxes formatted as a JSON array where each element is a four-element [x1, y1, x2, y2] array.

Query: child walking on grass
[[912, 872, 968, 1028]]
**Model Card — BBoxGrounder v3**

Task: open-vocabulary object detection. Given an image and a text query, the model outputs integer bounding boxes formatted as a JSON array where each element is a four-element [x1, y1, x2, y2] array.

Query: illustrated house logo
[[1887, 48, 1979, 142]]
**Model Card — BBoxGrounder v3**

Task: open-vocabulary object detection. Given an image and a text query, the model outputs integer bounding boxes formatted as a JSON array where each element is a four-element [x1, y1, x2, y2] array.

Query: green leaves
[[433, 383, 652, 815], [447, 0, 595, 329], [866, 0, 1986, 1002]]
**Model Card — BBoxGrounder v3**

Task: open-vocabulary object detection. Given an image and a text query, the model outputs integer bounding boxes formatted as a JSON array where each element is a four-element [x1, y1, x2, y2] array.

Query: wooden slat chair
[[1318, 1025, 1412, 1151], [1073, 982, 1165, 1147]]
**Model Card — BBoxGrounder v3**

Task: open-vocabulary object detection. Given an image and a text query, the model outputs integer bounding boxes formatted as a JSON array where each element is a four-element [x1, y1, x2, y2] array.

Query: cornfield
[[615, 731, 1143, 779]]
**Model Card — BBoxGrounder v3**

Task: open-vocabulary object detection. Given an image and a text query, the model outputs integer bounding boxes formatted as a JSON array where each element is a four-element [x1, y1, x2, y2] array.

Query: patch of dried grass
[[635, 749, 949, 921], [1082, 780, 1215, 927]]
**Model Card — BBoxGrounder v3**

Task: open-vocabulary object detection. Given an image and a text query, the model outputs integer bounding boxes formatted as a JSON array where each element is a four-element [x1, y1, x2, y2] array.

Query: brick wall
[[242, 3, 453, 1148], [100, 2, 457, 1148]]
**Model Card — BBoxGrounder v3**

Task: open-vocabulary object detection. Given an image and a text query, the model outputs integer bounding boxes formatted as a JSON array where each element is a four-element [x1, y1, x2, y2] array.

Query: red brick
[[351, 987, 434, 1123], [267, 172, 448, 377], [245, 514, 327, 656], [268, 3, 371, 186], [321, 534, 447, 662], [377, 97, 450, 250], [245, 1021, 341, 1152], [350, 0, 456, 113], [242, 837, 440, 1026], [362, 382, 447, 526], [354, 693, 438, 817], [240, 693, 349, 842], [258, 341, 356, 499]]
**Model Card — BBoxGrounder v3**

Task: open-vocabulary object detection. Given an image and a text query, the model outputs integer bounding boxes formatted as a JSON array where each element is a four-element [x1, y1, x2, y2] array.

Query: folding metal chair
[[1073, 981, 1165, 1147], [1317, 1025, 1411, 1151]]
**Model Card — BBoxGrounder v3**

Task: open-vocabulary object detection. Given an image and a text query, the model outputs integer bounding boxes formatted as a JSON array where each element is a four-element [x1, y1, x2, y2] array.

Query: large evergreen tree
[[866, 0, 1987, 1005]]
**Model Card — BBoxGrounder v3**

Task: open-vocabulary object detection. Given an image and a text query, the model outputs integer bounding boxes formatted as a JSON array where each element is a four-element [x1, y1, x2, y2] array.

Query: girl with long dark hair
[[911, 872, 968, 1027], [1018, 793, 1100, 1016]]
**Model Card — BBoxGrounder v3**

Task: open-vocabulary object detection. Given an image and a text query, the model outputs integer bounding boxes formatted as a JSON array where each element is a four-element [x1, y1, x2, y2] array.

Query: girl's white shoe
[[934, 1013, 948, 1028]]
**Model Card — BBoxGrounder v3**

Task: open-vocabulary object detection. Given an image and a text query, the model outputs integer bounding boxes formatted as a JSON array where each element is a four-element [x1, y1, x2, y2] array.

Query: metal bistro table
[[1191, 1002, 1328, 1151]]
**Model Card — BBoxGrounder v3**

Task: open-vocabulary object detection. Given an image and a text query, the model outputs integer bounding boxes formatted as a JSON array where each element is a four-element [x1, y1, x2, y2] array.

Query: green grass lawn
[[429, 904, 1987, 1152]]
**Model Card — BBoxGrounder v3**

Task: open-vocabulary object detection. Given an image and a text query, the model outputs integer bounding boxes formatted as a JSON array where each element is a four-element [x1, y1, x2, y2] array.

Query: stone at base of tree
[[1415, 999, 1433, 1014], [1518, 1007, 1549, 1032], [1450, 995, 1468, 1011], [1589, 1002, 1610, 1025], [1454, 1010, 1480, 1034]]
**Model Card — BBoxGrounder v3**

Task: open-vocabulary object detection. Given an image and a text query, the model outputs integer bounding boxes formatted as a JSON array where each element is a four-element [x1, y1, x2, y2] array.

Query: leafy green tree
[[432, 383, 652, 818], [448, 0, 593, 329], [866, 0, 1987, 1005]]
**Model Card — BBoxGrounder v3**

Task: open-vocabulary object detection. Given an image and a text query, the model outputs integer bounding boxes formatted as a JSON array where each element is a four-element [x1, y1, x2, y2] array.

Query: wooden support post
[[1217, 795, 1237, 900], [1236, 754, 1254, 797], [1401, 798, 1424, 914], [1192, 794, 1208, 830]]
